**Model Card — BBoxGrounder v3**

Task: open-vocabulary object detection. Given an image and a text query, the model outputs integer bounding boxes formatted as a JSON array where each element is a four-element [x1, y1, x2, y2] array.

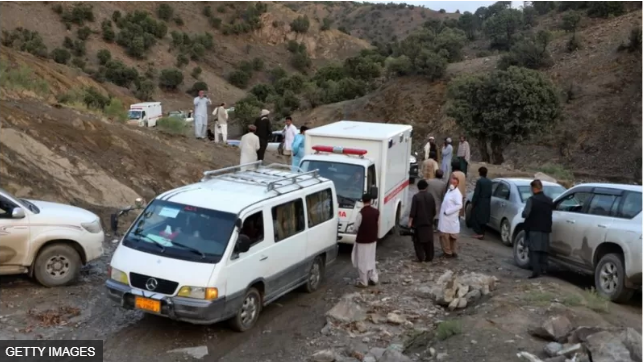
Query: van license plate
[[135, 297, 161, 313]]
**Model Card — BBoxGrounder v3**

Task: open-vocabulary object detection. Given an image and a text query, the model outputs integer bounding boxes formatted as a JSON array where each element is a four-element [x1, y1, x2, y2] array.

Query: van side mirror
[[370, 186, 378, 200], [236, 234, 252, 254], [12, 208, 25, 219]]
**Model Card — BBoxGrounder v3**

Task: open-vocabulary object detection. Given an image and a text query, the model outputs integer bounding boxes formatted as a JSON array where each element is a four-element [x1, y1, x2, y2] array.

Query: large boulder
[[585, 331, 632, 362], [528, 315, 573, 343], [327, 294, 366, 323]]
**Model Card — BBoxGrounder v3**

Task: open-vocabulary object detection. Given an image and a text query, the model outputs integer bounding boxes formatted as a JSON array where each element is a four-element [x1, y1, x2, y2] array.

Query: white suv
[[0, 188, 104, 286], [514, 183, 642, 303]]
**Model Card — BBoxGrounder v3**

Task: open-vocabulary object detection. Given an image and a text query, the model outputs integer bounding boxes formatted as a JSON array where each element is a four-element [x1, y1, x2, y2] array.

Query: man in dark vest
[[352, 193, 380, 288], [522, 179, 554, 279], [470, 167, 493, 239], [408, 180, 437, 262]]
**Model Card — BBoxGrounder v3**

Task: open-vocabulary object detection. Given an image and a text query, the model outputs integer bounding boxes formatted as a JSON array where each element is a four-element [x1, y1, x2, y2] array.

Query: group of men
[[193, 90, 229, 143]]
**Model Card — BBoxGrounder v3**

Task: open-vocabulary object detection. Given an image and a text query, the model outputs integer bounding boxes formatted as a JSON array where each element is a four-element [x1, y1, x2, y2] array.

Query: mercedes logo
[[145, 278, 158, 291]]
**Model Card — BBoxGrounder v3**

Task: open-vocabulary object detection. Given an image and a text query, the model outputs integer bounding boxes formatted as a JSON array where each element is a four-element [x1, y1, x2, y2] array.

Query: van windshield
[[300, 160, 364, 208], [128, 110, 142, 120], [122, 200, 236, 264]]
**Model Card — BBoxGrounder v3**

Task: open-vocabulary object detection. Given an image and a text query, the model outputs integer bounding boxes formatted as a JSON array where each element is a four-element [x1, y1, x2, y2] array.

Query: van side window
[[367, 165, 376, 188], [616, 192, 642, 219], [306, 189, 333, 227], [272, 199, 305, 242], [241, 211, 264, 245]]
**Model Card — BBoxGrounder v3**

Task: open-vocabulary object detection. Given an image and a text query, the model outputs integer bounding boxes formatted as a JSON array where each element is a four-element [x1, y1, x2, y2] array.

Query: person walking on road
[[352, 193, 380, 288], [457, 136, 471, 177], [408, 180, 437, 262], [193, 90, 211, 140], [426, 169, 446, 230], [438, 174, 463, 258], [283, 116, 298, 164], [239, 125, 260, 170], [522, 179, 554, 279], [212, 102, 229, 143], [254, 109, 272, 161], [470, 167, 493, 239], [291, 125, 308, 171], [422, 156, 439, 181], [441, 138, 453, 176]]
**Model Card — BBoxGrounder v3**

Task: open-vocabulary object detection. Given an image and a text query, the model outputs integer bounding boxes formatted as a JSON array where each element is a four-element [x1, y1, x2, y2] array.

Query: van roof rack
[[201, 162, 323, 195]]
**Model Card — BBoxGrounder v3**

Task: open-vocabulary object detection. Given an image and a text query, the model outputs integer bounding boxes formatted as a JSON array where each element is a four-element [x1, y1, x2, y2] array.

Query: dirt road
[[1, 188, 641, 361]]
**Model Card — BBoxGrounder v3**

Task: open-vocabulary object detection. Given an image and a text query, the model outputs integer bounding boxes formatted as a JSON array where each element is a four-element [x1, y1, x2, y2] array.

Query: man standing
[[254, 109, 272, 161], [438, 175, 463, 258], [449, 161, 467, 217], [427, 169, 446, 230], [457, 136, 471, 176], [422, 156, 439, 181], [522, 179, 554, 279], [193, 90, 211, 140], [470, 167, 493, 239], [239, 125, 260, 170], [352, 193, 380, 288], [424, 136, 438, 162], [408, 180, 436, 262], [213, 102, 229, 143], [283, 116, 298, 163], [441, 138, 453, 176]]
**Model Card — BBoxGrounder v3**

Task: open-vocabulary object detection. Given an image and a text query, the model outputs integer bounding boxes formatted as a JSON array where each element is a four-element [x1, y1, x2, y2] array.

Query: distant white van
[[106, 162, 339, 331], [128, 102, 162, 128]]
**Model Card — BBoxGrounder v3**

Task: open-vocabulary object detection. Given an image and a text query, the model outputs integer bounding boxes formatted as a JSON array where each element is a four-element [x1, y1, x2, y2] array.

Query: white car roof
[[307, 120, 412, 141], [156, 165, 332, 214], [571, 183, 643, 192], [495, 178, 562, 187]]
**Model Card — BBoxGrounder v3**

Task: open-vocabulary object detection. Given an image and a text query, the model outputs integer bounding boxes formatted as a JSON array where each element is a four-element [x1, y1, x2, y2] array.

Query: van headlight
[[82, 219, 103, 233], [109, 266, 129, 285], [177, 286, 218, 300]]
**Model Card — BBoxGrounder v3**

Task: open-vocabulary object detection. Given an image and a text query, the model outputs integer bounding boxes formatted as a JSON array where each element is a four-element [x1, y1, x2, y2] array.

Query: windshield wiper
[[133, 230, 166, 253], [170, 241, 206, 259]]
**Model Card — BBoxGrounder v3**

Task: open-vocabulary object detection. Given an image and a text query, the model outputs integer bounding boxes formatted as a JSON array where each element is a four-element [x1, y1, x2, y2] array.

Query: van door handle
[[259, 255, 268, 261], [598, 224, 607, 228]]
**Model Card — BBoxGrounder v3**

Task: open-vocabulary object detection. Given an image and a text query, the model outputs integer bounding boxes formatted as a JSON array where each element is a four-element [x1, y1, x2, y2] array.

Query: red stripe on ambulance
[[384, 179, 410, 204]]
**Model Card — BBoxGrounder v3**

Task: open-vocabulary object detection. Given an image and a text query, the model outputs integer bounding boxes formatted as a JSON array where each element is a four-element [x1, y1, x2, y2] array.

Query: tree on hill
[[483, 8, 524, 50], [447, 66, 561, 164]]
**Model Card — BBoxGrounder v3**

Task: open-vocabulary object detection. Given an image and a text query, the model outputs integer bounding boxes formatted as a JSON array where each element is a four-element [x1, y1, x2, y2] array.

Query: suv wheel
[[303, 256, 324, 293], [33, 243, 82, 287], [594, 253, 634, 303], [500, 219, 512, 246], [229, 287, 262, 332], [513, 230, 530, 269]]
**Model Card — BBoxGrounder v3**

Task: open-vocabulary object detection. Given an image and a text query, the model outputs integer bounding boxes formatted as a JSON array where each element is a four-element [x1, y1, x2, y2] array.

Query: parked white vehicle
[[0, 188, 104, 286], [106, 163, 339, 331], [168, 110, 194, 123], [129, 102, 162, 128], [513, 183, 642, 302], [227, 131, 285, 154], [299, 120, 412, 244]]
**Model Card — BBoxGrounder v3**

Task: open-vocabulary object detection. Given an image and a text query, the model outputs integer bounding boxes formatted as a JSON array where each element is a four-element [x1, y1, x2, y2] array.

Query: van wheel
[[594, 253, 634, 303], [229, 288, 262, 332], [500, 219, 512, 246], [303, 257, 324, 293], [33, 243, 82, 287], [513, 230, 531, 270]]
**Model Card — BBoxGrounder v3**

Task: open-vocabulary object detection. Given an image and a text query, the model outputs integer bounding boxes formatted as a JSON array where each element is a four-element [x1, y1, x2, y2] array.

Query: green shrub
[[291, 51, 312, 72], [290, 15, 310, 33], [60, 4, 95, 26], [250, 83, 275, 102], [436, 321, 462, 341], [567, 34, 583, 52], [71, 57, 86, 70], [228, 70, 251, 88], [112, 10, 122, 23], [221, 3, 266, 35], [82, 87, 110, 109], [52, 4, 63, 14], [51, 48, 72, 64], [338, 26, 350, 34], [176, 53, 189, 68], [101, 20, 115, 42], [619, 26, 642, 53], [115, 10, 167, 58], [191, 66, 202, 79], [62, 36, 74, 49], [0, 63, 49, 95], [187, 81, 208, 96], [104, 60, 139, 87], [321, 17, 333, 31], [104, 98, 128, 122], [157, 4, 174, 21], [562, 11, 582, 33], [159, 68, 184, 90], [1, 28, 48, 58], [174, 17, 184, 26], [587, 1, 626, 18], [97, 49, 111, 65], [134, 79, 155, 101], [269, 67, 288, 83], [252, 58, 265, 71], [209, 17, 222, 29], [77, 26, 91, 40], [439, 9, 446, 14], [312, 63, 346, 85], [216, 5, 226, 13], [72, 40, 86, 57], [385, 55, 413, 76], [498, 31, 554, 70], [157, 116, 188, 135], [203, 6, 213, 18]]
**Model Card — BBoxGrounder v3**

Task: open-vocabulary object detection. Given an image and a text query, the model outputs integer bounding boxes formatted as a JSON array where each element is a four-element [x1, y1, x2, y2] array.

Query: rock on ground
[[528, 315, 573, 342], [311, 349, 336, 362], [327, 294, 367, 323], [585, 331, 633, 362], [543, 342, 563, 357], [379, 349, 412, 362], [166, 346, 209, 359]]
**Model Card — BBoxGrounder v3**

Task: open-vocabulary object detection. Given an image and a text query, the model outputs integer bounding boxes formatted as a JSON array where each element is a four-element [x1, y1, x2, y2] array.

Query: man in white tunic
[[438, 174, 463, 258], [212, 102, 229, 143], [352, 193, 380, 288], [239, 125, 260, 170], [282, 116, 298, 163], [193, 90, 211, 139]]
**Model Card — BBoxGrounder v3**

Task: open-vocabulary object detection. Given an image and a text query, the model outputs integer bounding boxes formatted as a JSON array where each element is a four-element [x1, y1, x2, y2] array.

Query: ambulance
[[299, 121, 412, 243]]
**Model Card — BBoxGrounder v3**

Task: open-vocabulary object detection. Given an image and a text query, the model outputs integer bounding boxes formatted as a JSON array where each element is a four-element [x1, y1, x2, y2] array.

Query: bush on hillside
[[101, 20, 115, 42], [483, 8, 524, 50], [71, 40, 86, 57], [71, 57, 86, 70], [250, 83, 275, 102], [623, 26, 642, 53], [290, 15, 310, 33], [567, 34, 583, 52], [457, 11, 478, 40], [439, 9, 446, 14], [97, 49, 111, 65], [562, 11, 582, 33], [1, 28, 48, 58], [587, 1, 626, 18], [228, 70, 251, 89], [287, 40, 306, 53], [252, 58, 265, 71], [176, 53, 189, 68], [49, 48, 71, 65], [60, 4, 95, 27], [159, 68, 184, 90], [77, 26, 91, 40], [498, 31, 554, 70], [52, 4, 63, 14], [62, 36, 74, 49], [414, 50, 448, 80], [157, 117, 188, 135], [385, 55, 413, 76], [221, 3, 266, 35], [104, 98, 128, 123], [312, 63, 346, 85], [321, 18, 333, 31], [104, 60, 139, 87], [187, 81, 208, 97], [83, 87, 110, 110], [209, 17, 222, 29], [291, 51, 312, 72], [169, 32, 213, 61], [274, 74, 305, 95], [115, 11, 168, 59], [269, 67, 288, 83], [447, 66, 561, 164], [112, 10, 122, 23], [343, 55, 382, 81], [134, 79, 155, 101], [433, 27, 468, 62], [191, 66, 202, 79], [217, 5, 227, 13], [157, 4, 174, 21], [202, 6, 213, 18], [174, 17, 184, 26], [533, 1, 556, 15]]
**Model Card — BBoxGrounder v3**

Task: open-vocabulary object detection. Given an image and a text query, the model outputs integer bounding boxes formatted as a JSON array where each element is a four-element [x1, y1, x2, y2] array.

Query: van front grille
[[130, 272, 178, 295]]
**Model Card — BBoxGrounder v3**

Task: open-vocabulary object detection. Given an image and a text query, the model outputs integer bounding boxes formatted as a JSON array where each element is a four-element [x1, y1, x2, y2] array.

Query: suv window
[[241, 211, 264, 246], [493, 182, 510, 200], [306, 189, 333, 227], [556, 192, 593, 213], [0, 196, 17, 219], [272, 199, 305, 242], [587, 194, 618, 216], [615, 191, 642, 219]]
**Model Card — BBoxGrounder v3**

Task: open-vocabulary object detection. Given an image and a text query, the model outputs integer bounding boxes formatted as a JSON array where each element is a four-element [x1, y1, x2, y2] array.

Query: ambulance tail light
[[312, 145, 368, 156]]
